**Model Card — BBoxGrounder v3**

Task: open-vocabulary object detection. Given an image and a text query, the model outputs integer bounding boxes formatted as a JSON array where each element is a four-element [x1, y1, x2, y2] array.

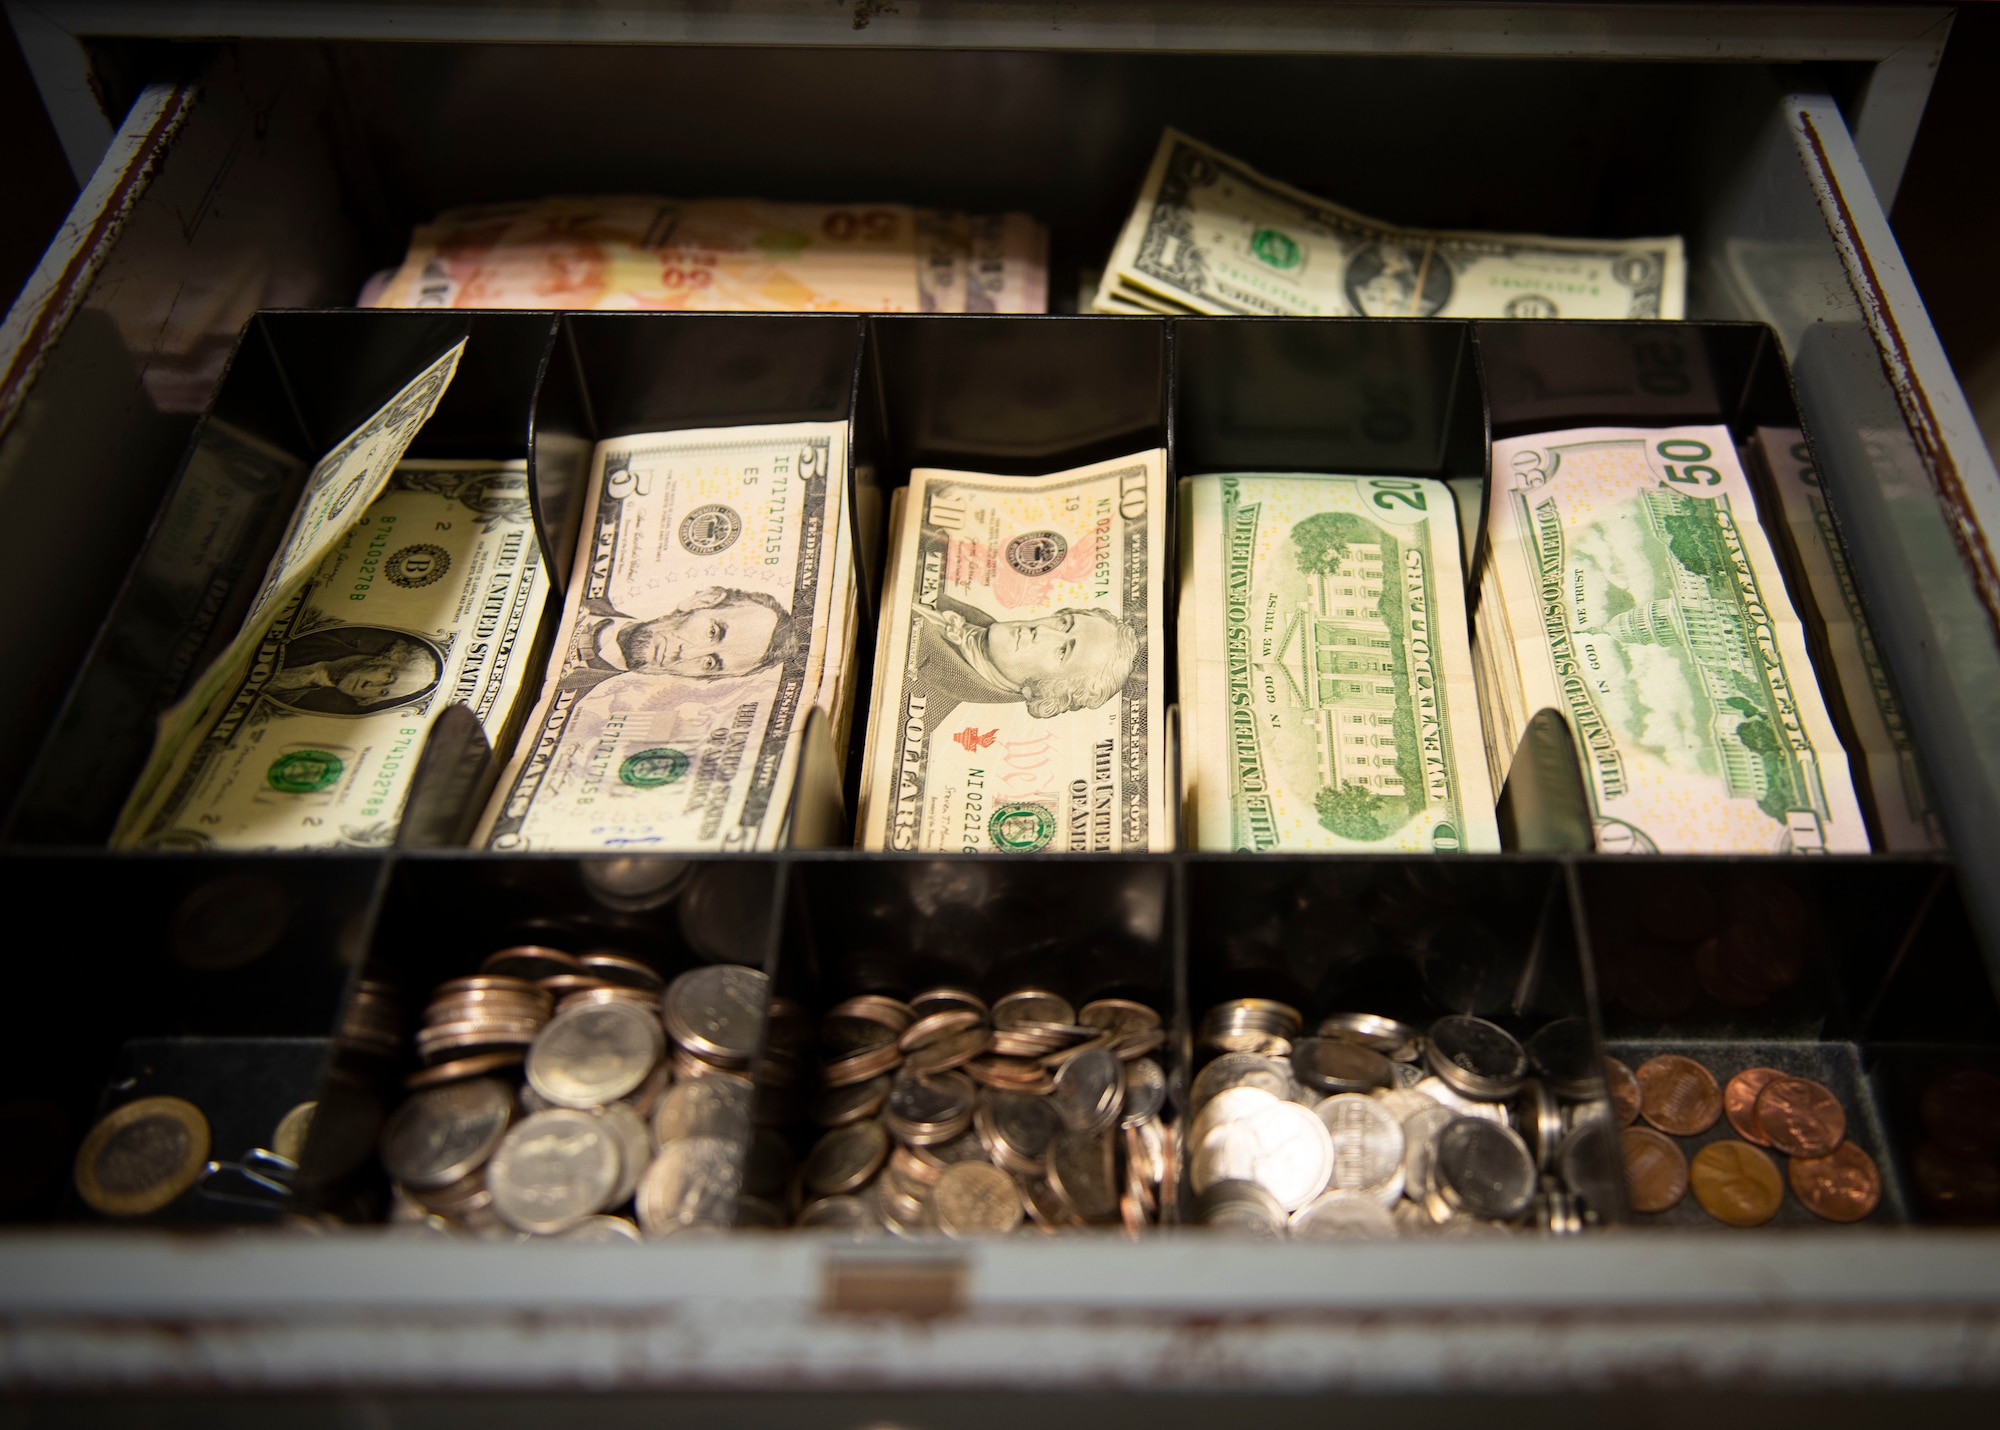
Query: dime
[[1754, 1076, 1846, 1158], [798, 1194, 879, 1231], [636, 1134, 740, 1236], [74, 1096, 211, 1217], [1292, 1189, 1398, 1239], [1689, 1139, 1783, 1227], [822, 1006, 906, 1055], [992, 990, 1076, 1030], [1525, 1019, 1600, 1099], [1046, 1129, 1119, 1223], [811, 1074, 892, 1128], [1192, 1095, 1332, 1212], [527, 1001, 664, 1108], [1079, 999, 1161, 1040], [804, 1121, 890, 1196], [381, 1078, 514, 1190], [480, 946, 582, 981], [597, 1101, 653, 1208], [933, 1161, 1024, 1238], [1195, 1178, 1287, 1237], [663, 964, 769, 1068], [578, 952, 665, 990], [487, 1108, 620, 1234], [1427, 1119, 1536, 1223], [651, 1075, 753, 1145], [1605, 1057, 1641, 1127], [271, 1101, 317, 1164], [1316, 1012, 1419, 1058], [1191, 1052, 1294, 1112], [553, 1214, 644, 1244], [1121, 1057, 1167, 1126], [884, 1069, 977, 1146], [898, 1009, 985, 1053], [1315, 1093, 1405, 1204], [1635, 1054, 1722, 1136], [1051, 1045, 1124, 1134], [1621, 1125, 1689, 1214], [1789, 1140, 1881, 1223], [1424, 1016, 1528, 1100], [820, 1042, 904, 1087], [1292, 1038, 1394, 1096], [1919, 1067, 2000, 1161], [1723, 1066, 1785, 1145], [909, 988, 988, 1020], [904, 1025, 992, 1075]]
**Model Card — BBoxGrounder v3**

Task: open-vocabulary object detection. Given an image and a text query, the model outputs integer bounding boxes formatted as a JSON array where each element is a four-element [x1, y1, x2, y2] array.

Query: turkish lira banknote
[[1479, 425, 1868, 853], [115, 342, 467, 842], [1180, 472, 1498, 852], [478, 421, 851, 851], [114, 461, 550, 849], [1096, 130, 1684, 321], [858, 451, 1170, 852], [367, 196, 1048, 314], [1755, 427, 1943, 850]]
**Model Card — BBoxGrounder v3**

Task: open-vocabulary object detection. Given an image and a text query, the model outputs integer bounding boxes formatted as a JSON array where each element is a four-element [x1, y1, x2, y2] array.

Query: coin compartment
[[1581, 857, 1998, 1226]]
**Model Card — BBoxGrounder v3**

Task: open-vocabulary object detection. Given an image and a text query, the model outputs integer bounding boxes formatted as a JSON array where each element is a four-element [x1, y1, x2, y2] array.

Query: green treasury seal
[[988, 801, 1056, 852], [267, 750, 344, 794], [620, 748, 690, 788]]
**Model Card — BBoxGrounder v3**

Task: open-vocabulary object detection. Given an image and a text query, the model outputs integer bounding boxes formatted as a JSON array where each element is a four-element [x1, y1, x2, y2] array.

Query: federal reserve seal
[[1005, 529, 1068, 577], [1250, 227, 1303, 271], [620, 748, 690, 788], [267, 750, 344, 794], [384, 543, 451, 588], [678, 504, 742, 556], [988, 801, 1056, 852]]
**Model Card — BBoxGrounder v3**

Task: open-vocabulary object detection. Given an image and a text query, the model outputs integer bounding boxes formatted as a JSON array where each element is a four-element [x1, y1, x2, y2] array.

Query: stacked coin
[[379, 948, 770, 1240], [1191, 1000, 1607, 1238], [1613, 1053, 1883, 1225], [795, 988, 1174, 1237]]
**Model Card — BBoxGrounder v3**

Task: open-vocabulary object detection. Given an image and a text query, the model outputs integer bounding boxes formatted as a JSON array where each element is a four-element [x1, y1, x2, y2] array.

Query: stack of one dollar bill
[[1095, 129, 1685, 321], [365, 196, 1048, 314], [1752, 428, 1944, 851], [1179, 472, 1498, 852], [857, 451, 1170, 852], [1473, 425, 1870, 853], [113, 344, 557, 850], [478, 421, 857, 851]]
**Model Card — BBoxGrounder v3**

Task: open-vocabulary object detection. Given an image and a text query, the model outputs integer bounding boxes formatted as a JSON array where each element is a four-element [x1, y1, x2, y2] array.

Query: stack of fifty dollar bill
[[1474, 426, 1870, 854], [114, 344, 557, 850], [365, 196, 1048, 314], [478, 421, 858, 851], [1095, 129, 1684, 321]]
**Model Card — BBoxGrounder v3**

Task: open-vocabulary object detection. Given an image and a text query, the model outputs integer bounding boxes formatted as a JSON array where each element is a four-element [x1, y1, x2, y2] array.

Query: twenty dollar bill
[[859, 451, 1170, 852], [1181, 473, 1498, 852]]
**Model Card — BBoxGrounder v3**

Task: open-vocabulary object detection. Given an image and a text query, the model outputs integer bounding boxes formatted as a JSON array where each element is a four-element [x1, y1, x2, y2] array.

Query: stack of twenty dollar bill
[[1474, 426, 1871, 853]]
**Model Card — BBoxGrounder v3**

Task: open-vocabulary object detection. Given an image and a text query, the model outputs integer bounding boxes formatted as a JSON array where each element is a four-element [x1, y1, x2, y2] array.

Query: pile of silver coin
[[793, 988, 1175, 1237], [1191, 999, 1608, 1237], [378, 945, 769, 1241]]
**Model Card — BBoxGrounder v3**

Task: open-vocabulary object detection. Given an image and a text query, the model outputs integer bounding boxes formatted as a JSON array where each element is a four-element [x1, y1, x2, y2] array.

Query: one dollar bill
[[478, 421, 851, 851], [114, 461, 550, 848], [858, 452, 1170, 852], [1481, 425, 1868, 853], [1180, 473, 1498, 852], [1097, 130, 1683, 321]]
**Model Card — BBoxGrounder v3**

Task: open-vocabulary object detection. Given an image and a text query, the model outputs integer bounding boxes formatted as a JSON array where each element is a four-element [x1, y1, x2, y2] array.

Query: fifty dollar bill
[[1181, 472, 1498, 852], [858, 451, 1170, 852], [1097, 129, 1684, 321]]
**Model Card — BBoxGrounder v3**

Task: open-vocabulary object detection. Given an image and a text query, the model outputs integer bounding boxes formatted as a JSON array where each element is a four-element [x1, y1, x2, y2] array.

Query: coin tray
[[1, 309, 1989, 1230]]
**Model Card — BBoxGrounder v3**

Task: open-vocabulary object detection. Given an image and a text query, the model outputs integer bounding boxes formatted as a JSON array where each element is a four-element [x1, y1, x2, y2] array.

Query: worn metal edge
[[0, 80, 197, 445]]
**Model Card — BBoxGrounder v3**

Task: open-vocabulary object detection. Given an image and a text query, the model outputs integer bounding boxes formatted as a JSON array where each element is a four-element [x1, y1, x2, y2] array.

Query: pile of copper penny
[[1909, 1066, 2000, 1221], [792, 988, 1173, 1237], [1592, 873, 1810, 1019], [1612, 1053, 1882, 1225]]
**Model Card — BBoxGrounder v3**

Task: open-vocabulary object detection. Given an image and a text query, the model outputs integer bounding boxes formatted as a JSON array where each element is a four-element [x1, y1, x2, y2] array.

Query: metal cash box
[[1, 6, 1996, 1399]]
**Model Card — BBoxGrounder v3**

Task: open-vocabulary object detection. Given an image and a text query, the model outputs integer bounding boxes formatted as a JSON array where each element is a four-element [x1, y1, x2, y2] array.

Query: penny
[[1689, 1140, 1784, 1227], [74, 1096, 211, 1217], [381, 1077, 514, 1190], [651, 1074, 752, 1145], [271, 1101, 317, 1164], [1621, 1125, 1689, 1213], [1427, 1119, 1536, 1222], [1424, 1016, 1528, 1100], [1051, 1045, 1124, 1134], [527, 1001, 665, 1108], [662, 965, 768, 1068], [1755, 1076, 1846, 1158], [1723, 1067, 1785, 1145], [1291, 1189, 1398, 1239], [487, 1108, 620, 1234], [804, 1121, 890, 1197], [992, 989, 1075, 1030], [1789, 1141, 1882, 1223], [1635, 1054, 1722, 1136], [636, 1134, 739, 1236], [933, 1161, 1024, 1238], [1292, 1037, 1394, 1096], [1919, 1068, 2000, 1162], [1605, 1058, 1640, 1127]]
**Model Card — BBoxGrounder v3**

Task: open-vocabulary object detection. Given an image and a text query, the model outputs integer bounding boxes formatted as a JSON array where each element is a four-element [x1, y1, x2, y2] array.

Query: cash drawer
[[3, 10, 1999, 1399]]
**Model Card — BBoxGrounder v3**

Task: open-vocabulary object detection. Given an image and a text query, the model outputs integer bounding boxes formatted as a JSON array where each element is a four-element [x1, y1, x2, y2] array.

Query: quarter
[[933, 1161, 1024, 1238], [380, 1077, 513, 1190], [487, 1107, 620, 1234], [527, 1000, 665, 1108]]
